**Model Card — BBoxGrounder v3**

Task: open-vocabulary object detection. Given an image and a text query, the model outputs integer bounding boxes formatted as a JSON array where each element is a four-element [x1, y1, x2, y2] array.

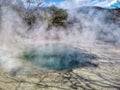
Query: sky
[[44, 0, 65, 6], [44, 0, 120, 9], [45, 0, 64, 4]]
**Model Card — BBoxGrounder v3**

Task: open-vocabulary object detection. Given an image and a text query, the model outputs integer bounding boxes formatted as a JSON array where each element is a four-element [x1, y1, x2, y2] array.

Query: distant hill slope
[[73, 6, 120, 25]]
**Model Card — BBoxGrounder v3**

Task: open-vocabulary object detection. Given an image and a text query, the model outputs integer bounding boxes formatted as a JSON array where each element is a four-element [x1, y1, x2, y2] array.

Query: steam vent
[[22, 44, 98, 70]]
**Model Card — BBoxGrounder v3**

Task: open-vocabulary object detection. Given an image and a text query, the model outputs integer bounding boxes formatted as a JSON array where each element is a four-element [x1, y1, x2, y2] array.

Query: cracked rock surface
[[0, 42, 120, 90]]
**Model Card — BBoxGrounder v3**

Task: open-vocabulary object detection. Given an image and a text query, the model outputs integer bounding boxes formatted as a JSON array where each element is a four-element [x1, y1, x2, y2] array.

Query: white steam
[[0, 1, 120, 74]]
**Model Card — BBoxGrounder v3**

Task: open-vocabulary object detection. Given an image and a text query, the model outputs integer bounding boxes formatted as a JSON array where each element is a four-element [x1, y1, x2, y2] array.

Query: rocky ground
[[0, 40, 120, 90]]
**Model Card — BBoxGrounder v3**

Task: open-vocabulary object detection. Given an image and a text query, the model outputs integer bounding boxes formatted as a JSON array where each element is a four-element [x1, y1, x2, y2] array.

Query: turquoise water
[[22, 44, 98, 70]]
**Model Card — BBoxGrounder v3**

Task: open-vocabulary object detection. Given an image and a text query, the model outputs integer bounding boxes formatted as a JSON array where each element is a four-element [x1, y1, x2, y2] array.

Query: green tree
[[48, 5, 68, 28]]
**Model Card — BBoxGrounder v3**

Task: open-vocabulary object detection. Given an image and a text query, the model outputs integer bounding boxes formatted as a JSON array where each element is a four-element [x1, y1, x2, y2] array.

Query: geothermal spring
[[0, 3, 120, 90]]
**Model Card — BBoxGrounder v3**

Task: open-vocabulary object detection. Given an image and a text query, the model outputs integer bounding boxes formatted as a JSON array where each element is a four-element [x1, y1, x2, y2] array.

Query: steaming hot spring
[[0, 2, 120, 89], [20, 44, 98, 71]]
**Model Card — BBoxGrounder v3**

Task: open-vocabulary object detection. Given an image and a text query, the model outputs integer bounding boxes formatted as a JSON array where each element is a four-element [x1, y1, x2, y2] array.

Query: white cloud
[[59, 0, 118, 9]]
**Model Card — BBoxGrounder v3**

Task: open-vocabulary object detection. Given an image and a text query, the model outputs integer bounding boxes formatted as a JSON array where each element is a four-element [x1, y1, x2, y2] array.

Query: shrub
[[48, 5, 68, 28]]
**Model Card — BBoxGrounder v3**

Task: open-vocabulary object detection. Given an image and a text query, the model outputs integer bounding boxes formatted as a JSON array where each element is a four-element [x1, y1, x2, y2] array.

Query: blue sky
[[21, 0, 120, 9], [44, 0, 120, 9], [45, 0, 65, 6], [45, 0, 64, 4], [108, 1, 120, 8]]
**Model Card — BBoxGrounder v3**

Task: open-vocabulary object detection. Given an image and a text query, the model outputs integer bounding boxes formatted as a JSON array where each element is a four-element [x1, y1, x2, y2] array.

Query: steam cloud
[[0, 0, 120, 73]]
